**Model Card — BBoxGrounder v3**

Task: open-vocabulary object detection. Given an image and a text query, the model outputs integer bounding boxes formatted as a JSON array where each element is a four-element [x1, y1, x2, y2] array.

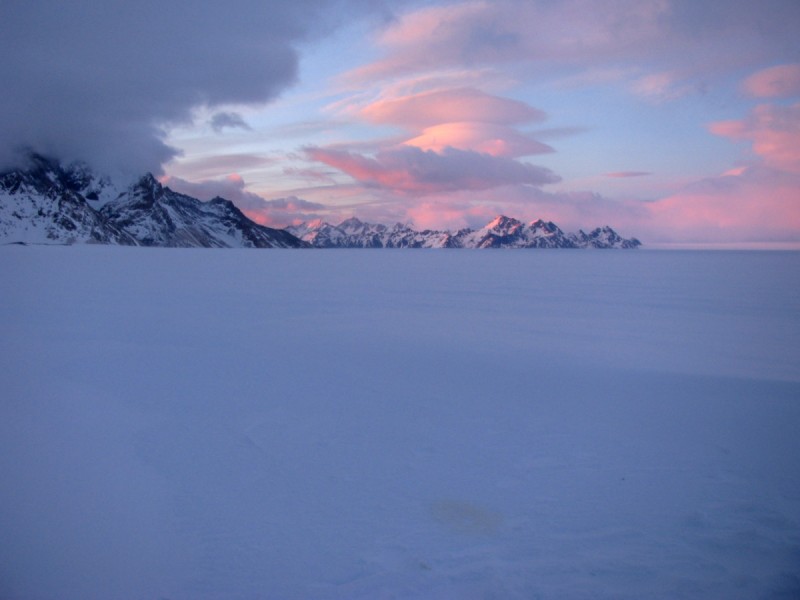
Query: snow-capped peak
[[0, 158, 307, 248], [486, 215, 523, 231]]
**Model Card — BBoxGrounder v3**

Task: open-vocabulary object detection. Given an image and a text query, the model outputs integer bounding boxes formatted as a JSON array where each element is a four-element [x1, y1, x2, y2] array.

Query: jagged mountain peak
[[529, 218, 550, 227], [486, 215, 522, 229], [338, 216, 364, 227], [0, 158, 307, 248], [134, 173, 162, 192]]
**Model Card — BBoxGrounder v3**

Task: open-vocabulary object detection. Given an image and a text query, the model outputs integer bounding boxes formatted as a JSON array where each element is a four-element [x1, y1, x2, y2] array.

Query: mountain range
[[288, 215, 641, 249], [1, 156, 640, 249], [0, 155, 304, 248]]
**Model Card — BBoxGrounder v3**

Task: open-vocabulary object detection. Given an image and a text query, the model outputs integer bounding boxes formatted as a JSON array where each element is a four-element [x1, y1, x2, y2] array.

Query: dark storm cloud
[[0, 0, 378, 176]]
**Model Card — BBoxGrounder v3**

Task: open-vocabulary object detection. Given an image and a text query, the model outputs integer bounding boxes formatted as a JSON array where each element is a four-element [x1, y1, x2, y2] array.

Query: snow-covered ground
[[1, 246, 798, 599]]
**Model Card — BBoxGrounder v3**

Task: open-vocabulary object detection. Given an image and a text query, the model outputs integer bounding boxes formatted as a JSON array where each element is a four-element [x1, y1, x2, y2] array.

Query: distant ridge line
[[286, 215, 641, 249]]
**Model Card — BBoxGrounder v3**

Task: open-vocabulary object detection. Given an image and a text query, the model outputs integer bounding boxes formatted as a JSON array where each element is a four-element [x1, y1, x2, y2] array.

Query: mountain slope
[[100, 174, 305, 248], [0, 155, 136, 245], [0, 156, 307, 248]]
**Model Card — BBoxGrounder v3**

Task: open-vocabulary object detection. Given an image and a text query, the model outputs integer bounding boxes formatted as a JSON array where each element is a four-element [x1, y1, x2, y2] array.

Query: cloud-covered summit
[[0, 0, 376, 177]]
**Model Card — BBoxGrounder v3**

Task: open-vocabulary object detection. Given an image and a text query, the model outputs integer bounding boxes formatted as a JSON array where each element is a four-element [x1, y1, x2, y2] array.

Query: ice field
[[1, 246, 799, 599]]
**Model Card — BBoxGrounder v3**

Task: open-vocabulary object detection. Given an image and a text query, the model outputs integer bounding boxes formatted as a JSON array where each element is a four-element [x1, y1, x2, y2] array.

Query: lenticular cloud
[[360, 88, 546, 129], [307, 145, 561, 194]]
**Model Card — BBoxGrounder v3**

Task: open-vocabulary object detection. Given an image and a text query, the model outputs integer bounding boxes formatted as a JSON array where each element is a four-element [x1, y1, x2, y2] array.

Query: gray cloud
[[162, 175, 327, 223], [210, 112, 253, 133], [168, 153, 276, 180], [0, 0, 377, 176], [250, 196, 330, 227], [307, 145, 561, 194], [163, 174, 270, 208], [259, 197, 327, 211], [605, 171, 652, 178]]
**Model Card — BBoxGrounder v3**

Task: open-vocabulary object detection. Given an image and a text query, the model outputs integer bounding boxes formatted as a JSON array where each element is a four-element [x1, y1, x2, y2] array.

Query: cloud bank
[[743, 64, 800, 98], [710, 103, 800, 175], [307, 146, 560, 194], [346, 0, 800, 90], [0, 0, 374, 176]]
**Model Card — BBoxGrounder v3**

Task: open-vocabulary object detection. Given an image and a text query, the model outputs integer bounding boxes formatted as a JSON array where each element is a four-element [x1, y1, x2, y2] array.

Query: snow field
[[1, 246, 799, 599]]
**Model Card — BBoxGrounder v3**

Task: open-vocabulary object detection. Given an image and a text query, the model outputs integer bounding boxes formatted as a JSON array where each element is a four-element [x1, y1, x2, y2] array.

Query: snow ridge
[[288, 215, 642, 249]]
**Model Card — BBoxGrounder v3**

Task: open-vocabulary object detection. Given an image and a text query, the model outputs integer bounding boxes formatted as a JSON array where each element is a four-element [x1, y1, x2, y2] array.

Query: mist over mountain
[[0, 0, 380, 175]]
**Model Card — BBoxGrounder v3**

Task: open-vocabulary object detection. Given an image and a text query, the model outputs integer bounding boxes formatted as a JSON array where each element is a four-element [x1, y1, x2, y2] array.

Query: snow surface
[[1, 246, 799, 599]]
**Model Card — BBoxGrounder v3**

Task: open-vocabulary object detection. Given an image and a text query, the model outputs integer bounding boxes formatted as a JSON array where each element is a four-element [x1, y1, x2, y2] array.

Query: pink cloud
[[361, 87, 545, 128], [348, 0, 671, 84], [404, 122, 552, 157], [710, 102, 800, 174], [743, 64, 800, 98], [282, 163, 799, 244], [348, 86, 553, 160], [313, 160, 800, 244], [243, 195, 328, 228], [405, 200, 498, 231], [307, 145, 560, 194], [629, 71, 695, 103], [345, 1, 799, 110], [335, 183, 645, 235], [644, 167, 800, 242]]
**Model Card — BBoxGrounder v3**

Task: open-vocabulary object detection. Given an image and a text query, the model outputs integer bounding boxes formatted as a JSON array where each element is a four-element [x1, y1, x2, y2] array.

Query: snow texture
[[1, 247, 798, 599]]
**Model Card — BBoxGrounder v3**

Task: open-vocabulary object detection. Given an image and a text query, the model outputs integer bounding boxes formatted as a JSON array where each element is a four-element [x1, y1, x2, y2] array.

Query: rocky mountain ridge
[[287, 215, 641, 249], [0, 155, 305, 248]]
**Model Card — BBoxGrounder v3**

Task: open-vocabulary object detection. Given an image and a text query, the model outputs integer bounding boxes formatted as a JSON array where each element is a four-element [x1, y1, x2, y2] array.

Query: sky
[[2, 0, 799, 244]]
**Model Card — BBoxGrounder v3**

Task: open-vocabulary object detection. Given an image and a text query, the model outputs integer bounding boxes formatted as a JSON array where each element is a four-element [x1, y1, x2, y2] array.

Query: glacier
[[0, 246, 798, 599]]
